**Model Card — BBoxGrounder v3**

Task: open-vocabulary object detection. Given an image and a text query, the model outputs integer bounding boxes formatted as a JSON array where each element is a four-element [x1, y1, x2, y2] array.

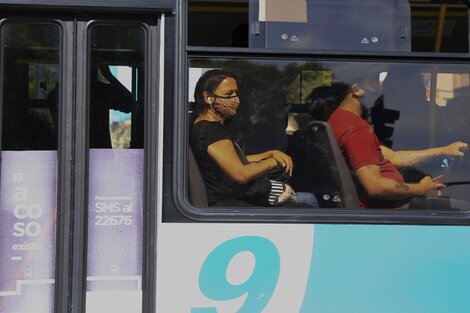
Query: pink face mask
[[211, 94, 240, 118]]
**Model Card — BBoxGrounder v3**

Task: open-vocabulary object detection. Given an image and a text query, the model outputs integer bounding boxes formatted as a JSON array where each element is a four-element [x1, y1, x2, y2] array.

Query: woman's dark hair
[[194, 69, 238, 108], [306, 82, 351, 121]]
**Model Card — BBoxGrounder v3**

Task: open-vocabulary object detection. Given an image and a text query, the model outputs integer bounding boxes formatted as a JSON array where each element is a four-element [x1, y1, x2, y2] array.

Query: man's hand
[[441, 141, 468, 157], [418, 176, 446, 196]]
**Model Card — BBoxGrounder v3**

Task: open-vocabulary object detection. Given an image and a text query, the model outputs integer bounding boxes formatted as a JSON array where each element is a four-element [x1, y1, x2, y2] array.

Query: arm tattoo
[[395, 183, 410, 192]]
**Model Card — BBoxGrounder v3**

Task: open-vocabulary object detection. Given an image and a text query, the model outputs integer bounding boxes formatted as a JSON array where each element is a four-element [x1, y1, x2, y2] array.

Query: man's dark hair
[[306, 82, 350, 121]]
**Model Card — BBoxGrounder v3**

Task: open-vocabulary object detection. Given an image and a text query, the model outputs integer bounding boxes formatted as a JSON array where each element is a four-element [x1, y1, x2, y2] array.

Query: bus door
[[0, 9, 163, 313]]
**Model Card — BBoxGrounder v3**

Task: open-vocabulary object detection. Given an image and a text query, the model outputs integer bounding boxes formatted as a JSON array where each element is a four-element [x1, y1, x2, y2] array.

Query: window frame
[[185, 0, 470, 57], [80, 16, 160, 313], [0, 4, 169, 313], [0, 15, 73, 313], [169, 1, 470, 225]]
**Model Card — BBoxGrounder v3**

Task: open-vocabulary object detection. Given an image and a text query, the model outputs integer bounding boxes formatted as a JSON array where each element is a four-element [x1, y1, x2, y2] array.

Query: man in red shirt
[[311, 83, 467, 208]]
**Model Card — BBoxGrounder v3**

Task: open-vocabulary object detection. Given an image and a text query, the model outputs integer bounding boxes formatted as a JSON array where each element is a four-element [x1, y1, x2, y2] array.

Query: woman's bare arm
[[207, 140, 280, 184]]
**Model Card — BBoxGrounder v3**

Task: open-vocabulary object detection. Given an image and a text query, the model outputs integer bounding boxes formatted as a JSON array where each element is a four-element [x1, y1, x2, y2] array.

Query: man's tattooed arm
[[395, 183, 410, 192]]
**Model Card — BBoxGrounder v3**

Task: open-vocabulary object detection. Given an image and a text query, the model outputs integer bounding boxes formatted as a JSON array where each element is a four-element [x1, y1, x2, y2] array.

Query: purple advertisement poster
[[86, 149, 143, 292], [0, 151, 57, 313]]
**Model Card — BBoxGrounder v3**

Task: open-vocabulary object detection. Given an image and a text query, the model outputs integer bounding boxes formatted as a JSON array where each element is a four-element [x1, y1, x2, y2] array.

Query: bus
[[2, 0, 470, 312]]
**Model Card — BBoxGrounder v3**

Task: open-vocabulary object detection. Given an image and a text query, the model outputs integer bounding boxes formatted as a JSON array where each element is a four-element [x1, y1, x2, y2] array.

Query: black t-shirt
[[190, 120, 244, 206]]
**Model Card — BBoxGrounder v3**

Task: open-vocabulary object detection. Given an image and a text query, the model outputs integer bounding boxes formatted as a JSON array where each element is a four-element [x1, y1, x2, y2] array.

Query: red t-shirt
[[328, 108, 406, 208]]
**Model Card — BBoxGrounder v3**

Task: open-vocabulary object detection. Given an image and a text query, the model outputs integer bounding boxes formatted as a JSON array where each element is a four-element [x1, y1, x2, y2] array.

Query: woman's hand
[[245, 149, 293, 176], [271, 150, 293, 176]]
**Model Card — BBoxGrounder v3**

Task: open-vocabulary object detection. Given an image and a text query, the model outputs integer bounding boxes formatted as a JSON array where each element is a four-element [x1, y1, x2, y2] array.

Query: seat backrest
[[318, 121, 360, 208], [288, 121, 359, 208], [188, 146, 209, 207]]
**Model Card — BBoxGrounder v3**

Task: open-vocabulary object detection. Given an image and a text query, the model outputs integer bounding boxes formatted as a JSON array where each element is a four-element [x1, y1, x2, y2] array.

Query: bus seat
[[188, 145, 209, 207], [319, 121, 360, 208], [188, 101, 209, 207], [288, 121, 359, 209]]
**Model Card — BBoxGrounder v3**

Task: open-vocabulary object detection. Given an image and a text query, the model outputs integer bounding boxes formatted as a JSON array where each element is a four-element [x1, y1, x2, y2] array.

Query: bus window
[[411, 1, 469, 53], [1, 23, 59, 150], [0, 22, 60, 313], [188, 0, 249, 47], [188, 0, 469, 54], [185, 58, 470, 213], [86, 24, 145, 313]]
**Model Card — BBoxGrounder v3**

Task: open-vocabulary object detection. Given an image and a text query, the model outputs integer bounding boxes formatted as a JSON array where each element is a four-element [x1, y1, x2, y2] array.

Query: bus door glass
[[0, 22, 60, 313], [85, 23, 146, 313]]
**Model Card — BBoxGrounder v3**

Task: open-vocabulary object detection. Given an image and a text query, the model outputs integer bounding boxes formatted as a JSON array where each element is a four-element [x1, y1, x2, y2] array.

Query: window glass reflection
[[188, 0, 469, 53]]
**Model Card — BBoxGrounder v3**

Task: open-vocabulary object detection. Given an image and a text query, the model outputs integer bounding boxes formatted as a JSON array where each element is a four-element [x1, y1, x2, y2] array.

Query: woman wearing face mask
[[190, 69, 318, 207]]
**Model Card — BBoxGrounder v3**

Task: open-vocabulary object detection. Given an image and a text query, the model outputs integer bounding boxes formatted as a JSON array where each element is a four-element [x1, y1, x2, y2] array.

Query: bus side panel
[[0, 151, 57, 313], [156, 223, 470, 313], [301, 224, 470, 313], [156, 223, 314, 312]]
